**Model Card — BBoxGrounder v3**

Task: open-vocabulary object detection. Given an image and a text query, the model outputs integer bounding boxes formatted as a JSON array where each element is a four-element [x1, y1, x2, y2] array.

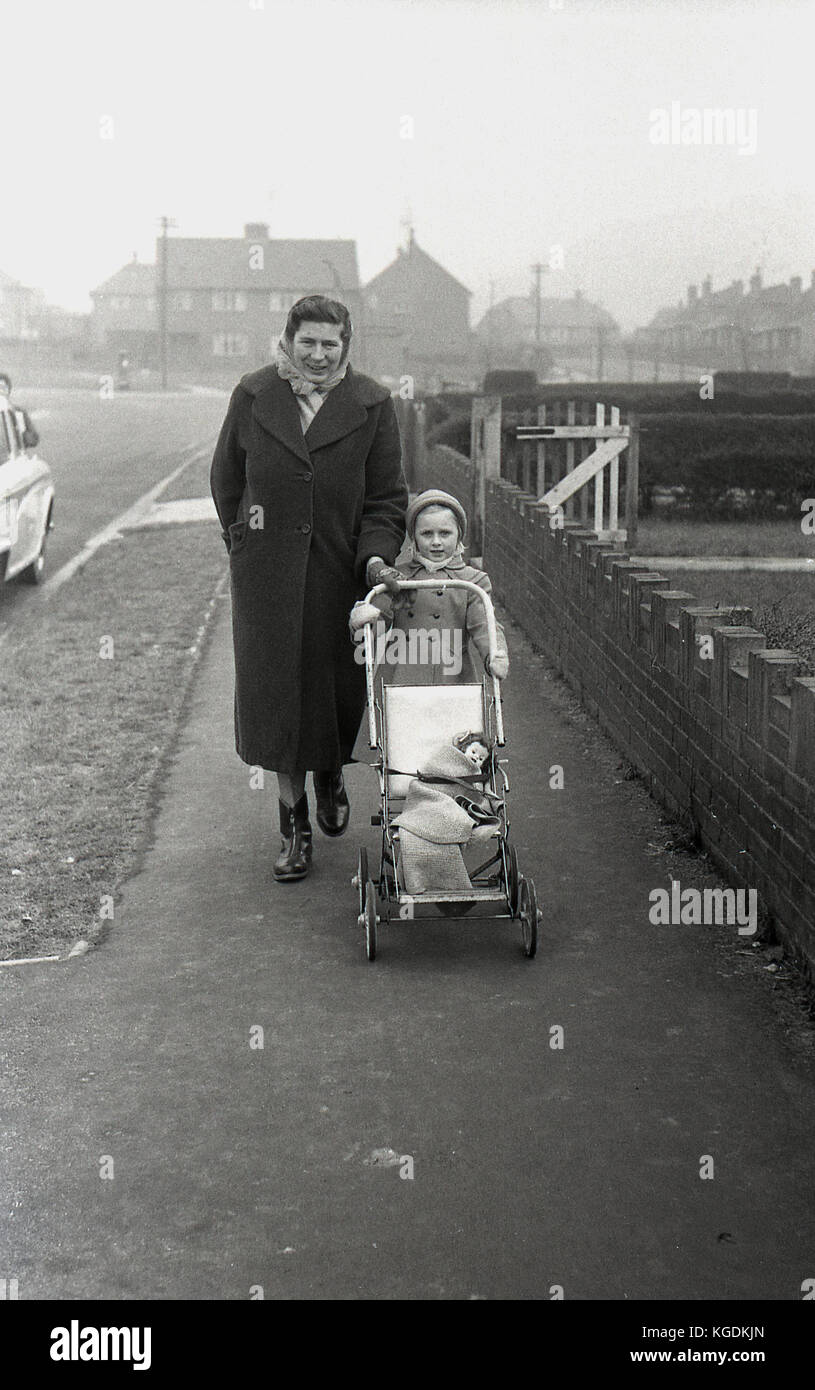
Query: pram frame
[[353, 579, 539, 960]]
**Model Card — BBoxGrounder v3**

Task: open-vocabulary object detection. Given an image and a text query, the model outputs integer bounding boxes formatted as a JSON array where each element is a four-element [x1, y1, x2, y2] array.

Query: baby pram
[[352, 578, 540, 960]]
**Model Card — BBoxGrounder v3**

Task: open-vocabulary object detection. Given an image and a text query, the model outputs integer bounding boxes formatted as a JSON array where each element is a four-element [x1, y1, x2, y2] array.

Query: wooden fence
[[397, 392, 640, 551]]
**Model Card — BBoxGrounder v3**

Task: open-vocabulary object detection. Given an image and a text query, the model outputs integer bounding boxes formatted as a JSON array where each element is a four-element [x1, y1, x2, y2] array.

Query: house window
[[211, 290, 248, 312], [213, 333, 249, 357], [269, 292, 286, 312], [145, 298, 156, 313], [173, 292, 193, 311]]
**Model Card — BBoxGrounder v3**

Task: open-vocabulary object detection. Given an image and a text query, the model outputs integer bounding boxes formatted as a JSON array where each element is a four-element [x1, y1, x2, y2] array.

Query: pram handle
[[360, 578, 505, 747]]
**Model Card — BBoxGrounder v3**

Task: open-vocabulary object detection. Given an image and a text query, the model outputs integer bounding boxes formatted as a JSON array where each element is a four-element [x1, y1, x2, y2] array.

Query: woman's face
[[290, 321, 345, 379], [413, 506, 460, 562]]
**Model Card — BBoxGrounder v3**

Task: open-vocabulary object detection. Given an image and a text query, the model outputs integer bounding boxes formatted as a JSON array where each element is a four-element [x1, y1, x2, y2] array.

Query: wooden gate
[[513, 401, 639, 546]]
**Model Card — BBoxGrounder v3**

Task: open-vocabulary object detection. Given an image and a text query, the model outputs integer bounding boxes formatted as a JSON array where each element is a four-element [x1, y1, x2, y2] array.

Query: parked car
[[0, 396, 54, 584]]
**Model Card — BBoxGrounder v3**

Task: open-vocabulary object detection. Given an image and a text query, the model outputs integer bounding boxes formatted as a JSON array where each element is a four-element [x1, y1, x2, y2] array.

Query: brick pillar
[[747, 649, 805, 742], [610, 559, 653, 629], [711, 627, 768, 712], [789, 676, 815, 784], [650, 590, 697, 667], [627, 573, 672, 645], [680, 605, 752, 686]]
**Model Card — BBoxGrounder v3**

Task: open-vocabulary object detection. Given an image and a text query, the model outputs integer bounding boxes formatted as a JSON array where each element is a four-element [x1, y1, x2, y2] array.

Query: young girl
[[349, 488, 509, 685]]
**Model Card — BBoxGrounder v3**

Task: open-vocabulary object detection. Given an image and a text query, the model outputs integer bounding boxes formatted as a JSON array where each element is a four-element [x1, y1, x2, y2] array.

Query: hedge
[[424, 403, 815, 517]]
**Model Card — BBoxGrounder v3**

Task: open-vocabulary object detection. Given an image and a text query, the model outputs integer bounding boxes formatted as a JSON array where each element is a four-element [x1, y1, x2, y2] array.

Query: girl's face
[[413, 506, 460, 562], [290, 321, 345, 379]]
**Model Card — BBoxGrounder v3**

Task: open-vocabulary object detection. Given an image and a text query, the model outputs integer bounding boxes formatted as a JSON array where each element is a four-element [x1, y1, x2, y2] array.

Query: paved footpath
[[2, 594, 814, 1301]]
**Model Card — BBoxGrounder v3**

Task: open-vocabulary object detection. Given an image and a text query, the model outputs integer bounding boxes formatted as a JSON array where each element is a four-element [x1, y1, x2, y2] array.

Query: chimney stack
[[790, 275, 802, 295], [702, 276, 712, 298], [687, 284, 698, 306], [749, 268, 762, 293]]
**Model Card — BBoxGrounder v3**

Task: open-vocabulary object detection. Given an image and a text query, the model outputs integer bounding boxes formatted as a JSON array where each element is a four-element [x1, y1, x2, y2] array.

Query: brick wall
[[421, 442, 815, 980]]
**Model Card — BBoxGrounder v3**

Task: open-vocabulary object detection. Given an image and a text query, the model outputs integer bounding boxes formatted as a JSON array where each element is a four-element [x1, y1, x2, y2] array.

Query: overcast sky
[[2, 0, 813, 330]]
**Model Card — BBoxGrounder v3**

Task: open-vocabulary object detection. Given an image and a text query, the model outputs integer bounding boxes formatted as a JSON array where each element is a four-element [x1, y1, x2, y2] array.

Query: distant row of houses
[[3, 224, 815, 385], [633, 271, 815, 375]]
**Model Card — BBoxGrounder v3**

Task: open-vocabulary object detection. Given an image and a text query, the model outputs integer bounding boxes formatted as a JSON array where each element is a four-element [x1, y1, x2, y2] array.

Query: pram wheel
[[364, 881, 378, 962], [505, 843, 520, 917], [518, 875, 539, 959], [353, 847, 369, 921]]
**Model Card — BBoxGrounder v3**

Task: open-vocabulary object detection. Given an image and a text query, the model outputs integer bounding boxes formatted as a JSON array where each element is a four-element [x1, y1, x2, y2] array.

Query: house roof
[[166, 237, 360, 291], [91, 239, 361, 296], [91, 262, 156, 297], [475, 294, 618, 335], [365, 239, 471, 297], [644, 276, 815, 333], [0, 268, 38, 294]]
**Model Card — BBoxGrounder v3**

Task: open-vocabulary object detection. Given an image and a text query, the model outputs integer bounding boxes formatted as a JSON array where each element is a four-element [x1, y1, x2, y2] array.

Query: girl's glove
[[485, 653, 509, 681], [366, 557, 403, 595], [349, 601, 384, 635]]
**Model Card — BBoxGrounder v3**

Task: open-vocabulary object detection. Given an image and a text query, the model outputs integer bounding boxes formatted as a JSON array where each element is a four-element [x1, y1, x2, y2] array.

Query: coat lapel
[[251, 370, 312, 464], [304, 368, 368, 453]]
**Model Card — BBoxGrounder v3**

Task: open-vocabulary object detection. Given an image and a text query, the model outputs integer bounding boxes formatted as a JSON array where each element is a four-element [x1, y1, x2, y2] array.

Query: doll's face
[[462, 739, 489, 768], [413, 506, 460, 562]]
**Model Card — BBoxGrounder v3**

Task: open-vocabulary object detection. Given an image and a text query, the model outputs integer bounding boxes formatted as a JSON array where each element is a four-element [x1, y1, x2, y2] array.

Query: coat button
[[436, 589, 444, 596], [407, 610, 414, 618], [432, 612, 441, 620], [300, 522, 312, 534], [301, 473, 312, 481]]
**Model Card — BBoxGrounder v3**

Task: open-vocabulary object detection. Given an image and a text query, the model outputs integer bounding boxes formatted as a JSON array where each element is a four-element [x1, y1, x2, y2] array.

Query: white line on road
[[0, 955, 61, 967], [121, 496, 217, 527]]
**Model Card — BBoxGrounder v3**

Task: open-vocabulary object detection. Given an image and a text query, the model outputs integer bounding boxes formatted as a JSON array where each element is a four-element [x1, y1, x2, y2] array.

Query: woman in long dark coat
[[210, 295, 407, 881]]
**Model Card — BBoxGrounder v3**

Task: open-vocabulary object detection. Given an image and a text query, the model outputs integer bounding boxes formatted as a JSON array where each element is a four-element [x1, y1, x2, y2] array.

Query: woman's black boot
[[313, 771, 350, 837], [274, 794, 312, 881]]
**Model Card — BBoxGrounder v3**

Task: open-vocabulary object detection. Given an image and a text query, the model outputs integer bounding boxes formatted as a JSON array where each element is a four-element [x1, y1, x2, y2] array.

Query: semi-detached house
[[90, 223, 364, 374]]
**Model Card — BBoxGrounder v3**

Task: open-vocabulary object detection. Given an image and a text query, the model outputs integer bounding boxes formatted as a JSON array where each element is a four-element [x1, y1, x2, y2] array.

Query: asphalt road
[[0, 388, 227, 626], [2, 594, 813, 1301]]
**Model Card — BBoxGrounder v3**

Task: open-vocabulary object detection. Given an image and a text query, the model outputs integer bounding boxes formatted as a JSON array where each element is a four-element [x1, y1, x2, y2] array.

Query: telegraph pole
[[157, 215, 176, 390], [531, 262, 546, 345]]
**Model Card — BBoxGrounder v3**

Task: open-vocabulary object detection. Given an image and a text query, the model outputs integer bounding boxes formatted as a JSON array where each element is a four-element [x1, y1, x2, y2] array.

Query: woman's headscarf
[[274, 327, 350, 397], [274, 335, 349, 429]]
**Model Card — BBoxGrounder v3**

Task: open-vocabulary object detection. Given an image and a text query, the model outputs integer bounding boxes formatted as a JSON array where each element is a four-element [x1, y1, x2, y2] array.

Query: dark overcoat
[[210, 363, 407, 772]]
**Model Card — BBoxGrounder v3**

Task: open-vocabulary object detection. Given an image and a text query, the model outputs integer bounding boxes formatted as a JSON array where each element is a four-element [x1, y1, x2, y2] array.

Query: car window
[[0, 414, 11, 465]]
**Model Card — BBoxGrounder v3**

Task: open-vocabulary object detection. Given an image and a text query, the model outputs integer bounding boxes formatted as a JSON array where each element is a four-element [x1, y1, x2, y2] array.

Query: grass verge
[[637, 517, 814, 557], [0, 521, 226, 959]]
